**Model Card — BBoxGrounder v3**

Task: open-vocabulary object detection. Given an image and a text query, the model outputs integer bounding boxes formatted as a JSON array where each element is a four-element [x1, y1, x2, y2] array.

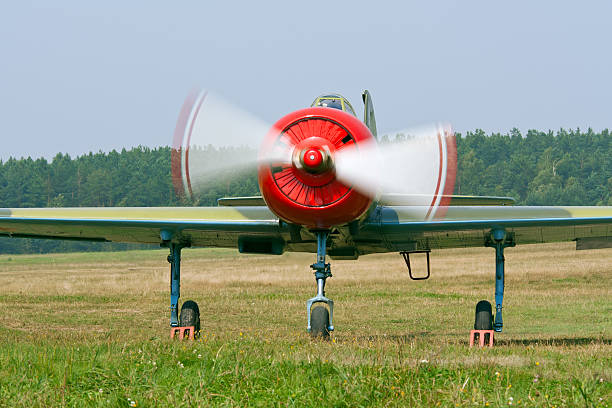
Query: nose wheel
[[309, 305, 331, 338], [306, 230, 334, 339]]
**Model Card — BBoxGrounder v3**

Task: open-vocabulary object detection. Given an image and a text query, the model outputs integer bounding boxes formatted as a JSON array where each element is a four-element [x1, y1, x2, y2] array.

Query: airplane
[[1, 89, 611, 339]]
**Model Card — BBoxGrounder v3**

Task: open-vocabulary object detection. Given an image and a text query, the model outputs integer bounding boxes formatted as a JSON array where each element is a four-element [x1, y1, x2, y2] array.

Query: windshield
[[311, 94, 356, 116]]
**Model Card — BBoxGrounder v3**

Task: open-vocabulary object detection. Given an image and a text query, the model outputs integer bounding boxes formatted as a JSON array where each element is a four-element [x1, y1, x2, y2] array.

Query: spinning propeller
[[172, 89, 456, 228]]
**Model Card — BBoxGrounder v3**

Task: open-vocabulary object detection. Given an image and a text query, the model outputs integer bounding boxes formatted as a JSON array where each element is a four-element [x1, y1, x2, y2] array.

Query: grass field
[[0, 242, 610, 407]]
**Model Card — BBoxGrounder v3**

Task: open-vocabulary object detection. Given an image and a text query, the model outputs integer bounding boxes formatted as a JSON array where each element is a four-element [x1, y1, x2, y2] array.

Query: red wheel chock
[[170, 326, 196, 340], [470, 329, 494, 347]]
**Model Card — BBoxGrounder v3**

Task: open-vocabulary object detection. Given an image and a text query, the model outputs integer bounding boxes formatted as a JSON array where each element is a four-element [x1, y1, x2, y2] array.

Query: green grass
[[0, 244, 610, 407]]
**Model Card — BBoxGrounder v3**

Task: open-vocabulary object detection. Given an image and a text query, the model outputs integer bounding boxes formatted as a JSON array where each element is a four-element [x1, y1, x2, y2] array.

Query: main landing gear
[[165, 239, 200, 337], [307, 230, 334, 339], [474, 228, 515, 332]]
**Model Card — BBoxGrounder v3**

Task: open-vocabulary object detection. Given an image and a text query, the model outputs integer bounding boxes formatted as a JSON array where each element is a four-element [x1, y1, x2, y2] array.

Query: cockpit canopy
[[311, 94, 356, 116]]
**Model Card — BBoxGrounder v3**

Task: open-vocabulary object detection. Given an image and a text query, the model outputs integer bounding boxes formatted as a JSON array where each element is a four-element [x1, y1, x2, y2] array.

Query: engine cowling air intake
[[258, 107, 375, 229]]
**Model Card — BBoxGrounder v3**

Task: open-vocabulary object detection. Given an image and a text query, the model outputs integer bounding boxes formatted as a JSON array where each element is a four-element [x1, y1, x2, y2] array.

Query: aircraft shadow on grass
[[495, 337, 612, 347], [338, 334, 611, 347]]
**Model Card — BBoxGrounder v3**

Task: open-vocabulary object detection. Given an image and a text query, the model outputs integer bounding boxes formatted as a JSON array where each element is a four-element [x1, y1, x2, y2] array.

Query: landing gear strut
[[164, 237, 200, 336], [167, 242, 186, 327], [484, 228, 515, 332], [306, 230, 334, 338]]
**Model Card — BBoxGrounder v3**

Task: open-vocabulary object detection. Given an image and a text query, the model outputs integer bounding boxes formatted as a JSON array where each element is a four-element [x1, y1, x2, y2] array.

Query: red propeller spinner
[[258, 107, 375, 229]]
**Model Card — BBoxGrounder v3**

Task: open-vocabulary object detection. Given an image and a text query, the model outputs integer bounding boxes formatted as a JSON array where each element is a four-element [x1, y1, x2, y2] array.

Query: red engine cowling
[[258, 107, 375, 229]]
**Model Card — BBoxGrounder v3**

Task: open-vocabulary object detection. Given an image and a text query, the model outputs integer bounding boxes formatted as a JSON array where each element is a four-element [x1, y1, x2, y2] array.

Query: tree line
[[1, 128, 610, 254], [456, 128, 611, 206]]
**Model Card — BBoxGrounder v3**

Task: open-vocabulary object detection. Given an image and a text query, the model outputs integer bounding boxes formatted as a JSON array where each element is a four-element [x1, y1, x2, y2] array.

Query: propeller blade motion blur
[[172, 89, 282, 200], [334, 123, 456, 219]]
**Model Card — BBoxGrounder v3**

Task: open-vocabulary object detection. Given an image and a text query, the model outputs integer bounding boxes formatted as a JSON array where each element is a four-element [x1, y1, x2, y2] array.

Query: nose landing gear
[[306, 230, 334, 339]]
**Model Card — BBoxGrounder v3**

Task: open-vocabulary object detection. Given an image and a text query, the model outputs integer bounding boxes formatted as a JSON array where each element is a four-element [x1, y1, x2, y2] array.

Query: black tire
[[474, 300, 493, 330], [179, 300, 200, 332], [310, 305, 330, 340]]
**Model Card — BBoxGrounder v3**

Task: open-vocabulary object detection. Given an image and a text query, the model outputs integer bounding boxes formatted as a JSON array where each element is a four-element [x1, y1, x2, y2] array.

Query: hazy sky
[[1, 1, 611, 160]]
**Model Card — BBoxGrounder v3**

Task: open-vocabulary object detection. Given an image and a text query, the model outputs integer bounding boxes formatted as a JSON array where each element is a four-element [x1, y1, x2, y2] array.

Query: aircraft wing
[[357, 205, 612, 253], [1, 205, 612, 255], [0, 207, 282, 249]]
